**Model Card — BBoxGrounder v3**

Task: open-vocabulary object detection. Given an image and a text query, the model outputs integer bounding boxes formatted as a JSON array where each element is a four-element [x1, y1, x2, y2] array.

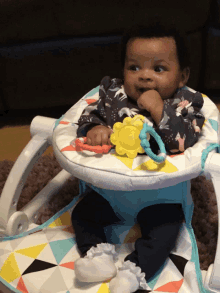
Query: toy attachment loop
[[75, 137, 112, 154], [139, 123, 166, 163]]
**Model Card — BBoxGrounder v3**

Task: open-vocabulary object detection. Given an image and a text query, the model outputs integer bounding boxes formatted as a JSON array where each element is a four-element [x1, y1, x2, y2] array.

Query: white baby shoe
[[109, 260, 148, 293], [74, 243, 118, 283]]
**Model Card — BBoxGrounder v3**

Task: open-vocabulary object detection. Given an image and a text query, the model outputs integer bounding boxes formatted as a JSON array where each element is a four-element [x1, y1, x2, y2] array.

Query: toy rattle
[[75, 115, 166, 163]]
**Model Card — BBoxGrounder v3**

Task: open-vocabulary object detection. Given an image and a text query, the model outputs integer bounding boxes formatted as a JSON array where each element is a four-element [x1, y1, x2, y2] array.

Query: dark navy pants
[[71, 189, 184, 282]]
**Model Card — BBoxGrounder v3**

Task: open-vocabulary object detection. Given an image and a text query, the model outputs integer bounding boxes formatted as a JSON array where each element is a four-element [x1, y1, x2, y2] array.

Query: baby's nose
[[138, 69, 153, 81]]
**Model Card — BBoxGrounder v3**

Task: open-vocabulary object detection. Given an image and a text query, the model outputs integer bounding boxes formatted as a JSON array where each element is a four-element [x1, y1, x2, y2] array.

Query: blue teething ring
[[139, 123, 166, 163]]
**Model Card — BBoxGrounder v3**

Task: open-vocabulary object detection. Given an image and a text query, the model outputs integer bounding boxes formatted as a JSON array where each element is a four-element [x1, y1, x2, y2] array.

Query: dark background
[[0, 0, 219, 127]]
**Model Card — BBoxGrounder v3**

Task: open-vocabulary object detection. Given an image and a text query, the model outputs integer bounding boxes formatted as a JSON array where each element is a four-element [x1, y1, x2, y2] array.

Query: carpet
[[0, 154, 218, 271]]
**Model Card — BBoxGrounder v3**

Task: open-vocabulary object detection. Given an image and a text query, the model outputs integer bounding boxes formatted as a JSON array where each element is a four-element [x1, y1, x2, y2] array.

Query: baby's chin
[[125, 90, 144, 102]]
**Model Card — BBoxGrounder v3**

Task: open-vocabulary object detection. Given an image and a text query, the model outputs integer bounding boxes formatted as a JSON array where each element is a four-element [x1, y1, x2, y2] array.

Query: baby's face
[[123, 37, 186, 102]]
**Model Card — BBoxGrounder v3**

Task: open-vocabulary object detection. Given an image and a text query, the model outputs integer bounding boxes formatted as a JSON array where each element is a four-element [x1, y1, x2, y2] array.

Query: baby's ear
[[179, 67, 190, 88]]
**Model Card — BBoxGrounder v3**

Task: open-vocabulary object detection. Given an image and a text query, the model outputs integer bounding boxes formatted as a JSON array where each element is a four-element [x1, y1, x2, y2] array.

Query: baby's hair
[[121, 19, 190, 71]]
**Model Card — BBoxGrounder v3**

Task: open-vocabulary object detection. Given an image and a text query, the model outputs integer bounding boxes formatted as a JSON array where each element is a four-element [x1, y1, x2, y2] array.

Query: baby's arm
[[136, 89, 205, 153], [77, 76, 116, 145], [156, 91, 205, 153]]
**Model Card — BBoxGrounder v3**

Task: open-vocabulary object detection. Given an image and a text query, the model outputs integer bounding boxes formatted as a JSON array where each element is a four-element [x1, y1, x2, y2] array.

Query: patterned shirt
[[77, 76, 205, 154]]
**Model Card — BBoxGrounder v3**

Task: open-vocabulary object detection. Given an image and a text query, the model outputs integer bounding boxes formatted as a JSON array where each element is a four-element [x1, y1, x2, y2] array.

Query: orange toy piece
[[75, 137, 112, 154]]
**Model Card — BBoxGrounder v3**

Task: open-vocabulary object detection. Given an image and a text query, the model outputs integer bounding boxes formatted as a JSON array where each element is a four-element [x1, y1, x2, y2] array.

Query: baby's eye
[[129, 65, 140, 71], [154, 66, 166, 73]]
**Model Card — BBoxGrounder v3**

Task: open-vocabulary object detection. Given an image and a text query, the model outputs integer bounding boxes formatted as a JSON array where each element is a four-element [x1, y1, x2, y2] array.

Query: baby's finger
[[137, 100, 145, 109], [87, 137, 92, 145], [101, 132, 109, 146], [108, 130, 113, 145], [87, 133, 97, 146], [93, 134, 103, 146], [108, 138, 113, 145]]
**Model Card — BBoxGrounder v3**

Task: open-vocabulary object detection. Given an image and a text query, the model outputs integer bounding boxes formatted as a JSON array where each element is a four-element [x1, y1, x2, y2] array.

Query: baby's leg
[[71, 189, 119, 282], [110, 203, 184, 292], [127, 204, 184, 279], [71, 188, 120, 255]]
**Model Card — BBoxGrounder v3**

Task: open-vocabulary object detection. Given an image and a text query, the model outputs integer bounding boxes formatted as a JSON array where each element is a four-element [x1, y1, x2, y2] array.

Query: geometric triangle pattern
[[0, 198, 206, 293], [22, 259, 57, 275]]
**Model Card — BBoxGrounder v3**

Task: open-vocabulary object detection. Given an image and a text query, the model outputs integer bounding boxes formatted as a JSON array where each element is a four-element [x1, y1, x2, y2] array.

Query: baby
[[72, 20, 205, 293]]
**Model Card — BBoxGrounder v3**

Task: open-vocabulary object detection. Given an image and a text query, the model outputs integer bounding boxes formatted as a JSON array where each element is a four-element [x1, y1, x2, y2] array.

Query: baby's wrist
[[87, 124, 98, 131], [150, 104, 164, 125], [87, 124, 107, 132]]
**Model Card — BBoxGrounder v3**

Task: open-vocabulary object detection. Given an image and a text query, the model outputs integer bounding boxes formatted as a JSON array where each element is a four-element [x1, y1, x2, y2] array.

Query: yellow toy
[[110, 115, 150, 159]]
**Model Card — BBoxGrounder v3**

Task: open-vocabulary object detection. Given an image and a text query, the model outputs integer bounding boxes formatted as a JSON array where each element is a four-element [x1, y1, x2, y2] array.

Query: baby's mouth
[[136, 87, 157, 95], [137, 87, 148, 94]]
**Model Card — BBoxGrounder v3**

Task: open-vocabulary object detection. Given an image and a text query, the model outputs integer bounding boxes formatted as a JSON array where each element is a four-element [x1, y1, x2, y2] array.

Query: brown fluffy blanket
[[0, 155, 218, 271]]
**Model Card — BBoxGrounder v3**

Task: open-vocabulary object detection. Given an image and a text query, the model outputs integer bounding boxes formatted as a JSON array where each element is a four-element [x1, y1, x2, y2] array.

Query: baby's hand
[[87, 125, 113, 146], [137, 90, 164, 125], [137, 90, 163, 112]]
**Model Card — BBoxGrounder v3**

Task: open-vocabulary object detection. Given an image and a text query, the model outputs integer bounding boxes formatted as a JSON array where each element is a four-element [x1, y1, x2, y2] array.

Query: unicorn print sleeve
[[156, 89, 205, 154]]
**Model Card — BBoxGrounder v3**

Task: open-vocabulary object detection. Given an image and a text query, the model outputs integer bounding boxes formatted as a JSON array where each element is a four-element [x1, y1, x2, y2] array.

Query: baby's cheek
[[123, 84, 130, 95]]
